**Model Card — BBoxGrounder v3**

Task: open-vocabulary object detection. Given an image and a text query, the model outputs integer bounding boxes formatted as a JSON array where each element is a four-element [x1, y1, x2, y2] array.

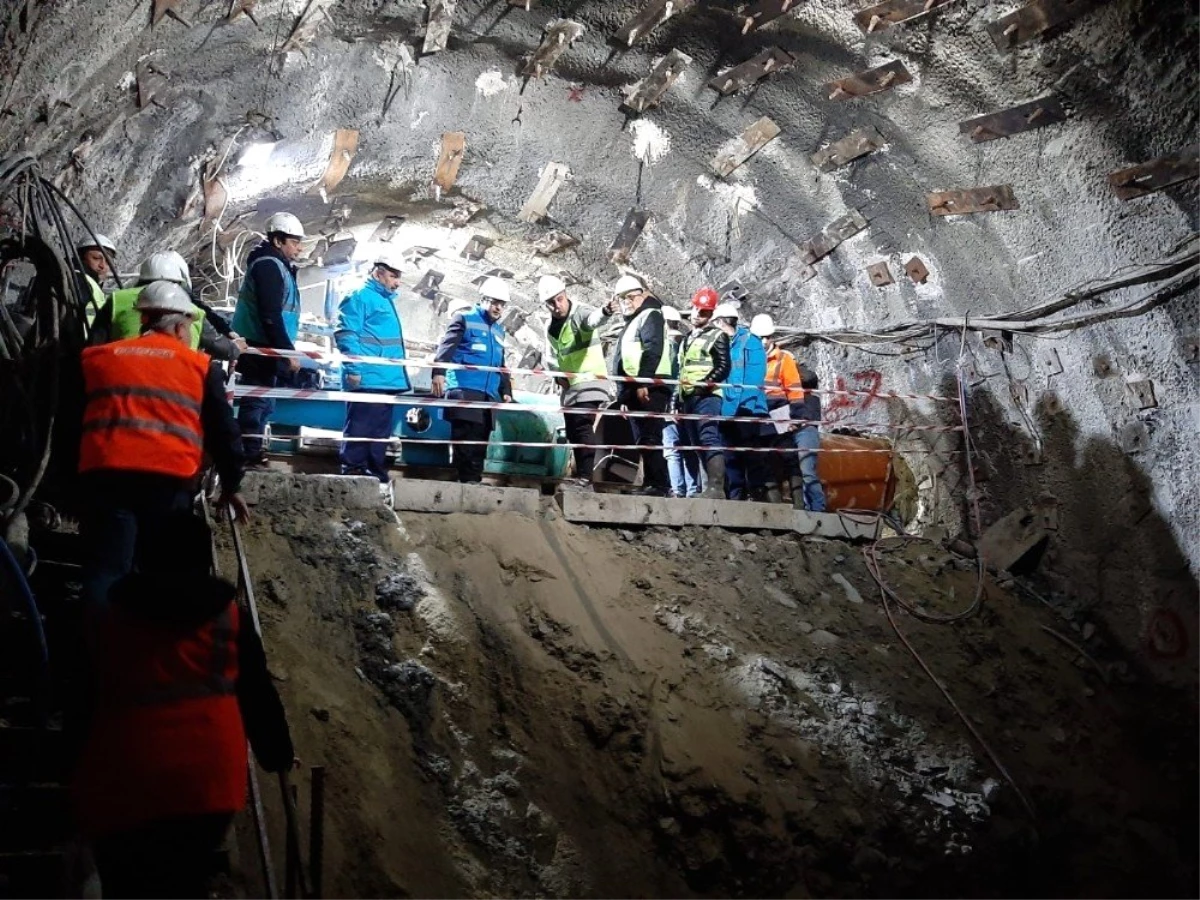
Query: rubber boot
[[789, 476, 807, 510], [700, 455, 726, 499]]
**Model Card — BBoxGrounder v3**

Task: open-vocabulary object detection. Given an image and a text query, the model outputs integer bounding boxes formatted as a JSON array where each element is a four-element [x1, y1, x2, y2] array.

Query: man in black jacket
[[610, 274, 672, 497]]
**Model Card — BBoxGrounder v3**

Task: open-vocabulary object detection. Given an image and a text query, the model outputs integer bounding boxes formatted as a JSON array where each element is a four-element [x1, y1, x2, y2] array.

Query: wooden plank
[[152, 0, 190, 25], [608, 209, 650, 263], [798, 209, 868, 265], [904, 256, 929, 283], [810, 126, 885, 171], [280, 0, 333, 52], [706, 47, 795, 96], [532, 230, 579, 255], [461, 235, 493, 261], [959, 95, 1067, 143], [740, 0, 801, 34], [825, 60, 911, 100], [867, 262, 893, 286], [986, 0, 1110, 49], [621, 49, 692, 114], [431, 132, 466, 195], [927, 185, 1019, 216], [422, 0, 456, 54], [1107, 146, 1199, 201], [711, 116, 780, 178], [522, 19, 585, 79], [615, 0, 696, 47], [310, 128, 358, 197], [518, 162, 570, 224], [227, 0, 259, 24], [853, 0, 958, 33]]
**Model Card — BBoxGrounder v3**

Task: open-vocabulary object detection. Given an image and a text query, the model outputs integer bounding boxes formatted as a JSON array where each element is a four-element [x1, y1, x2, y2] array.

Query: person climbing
[[674, 287, 729, 499], [660, 305, 700, 498], [231, 212, 306, 467], [610, 274, 672, 497], [751, 313, 825, 508], [431, 277, 513, 484], [712, 302, 769, 501], [73, 513, 295, 900], [77, 281, 248, 616], [76, 233, 117, 323], [334, 249, 411, 485], [539, 273, 613, 485]]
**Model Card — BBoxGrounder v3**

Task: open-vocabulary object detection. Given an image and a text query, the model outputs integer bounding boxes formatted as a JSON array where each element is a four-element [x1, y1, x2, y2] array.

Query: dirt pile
[[218, 495, 1197, 898]]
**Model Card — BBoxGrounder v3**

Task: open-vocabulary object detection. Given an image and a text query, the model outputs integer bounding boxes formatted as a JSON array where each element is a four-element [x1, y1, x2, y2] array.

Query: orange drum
[[817, 434, 897, 512]]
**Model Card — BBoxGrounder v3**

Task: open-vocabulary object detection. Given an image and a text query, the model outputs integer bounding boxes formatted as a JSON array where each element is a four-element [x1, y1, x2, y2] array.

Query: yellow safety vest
[[547, 311, 607, 385], [678, 326, 723, 398], [618, 307, 671, 378], [109, 286, 206, 350]]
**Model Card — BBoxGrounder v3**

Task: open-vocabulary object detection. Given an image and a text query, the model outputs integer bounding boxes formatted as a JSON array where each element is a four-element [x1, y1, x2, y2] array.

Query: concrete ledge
[[392, 479, 542, 517], [240, 471, 382, 509], [558, 492, 880, 541]]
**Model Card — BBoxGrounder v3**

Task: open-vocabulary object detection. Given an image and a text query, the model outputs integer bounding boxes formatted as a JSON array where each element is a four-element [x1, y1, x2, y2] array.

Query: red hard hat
[[691, 287, 719, 311]]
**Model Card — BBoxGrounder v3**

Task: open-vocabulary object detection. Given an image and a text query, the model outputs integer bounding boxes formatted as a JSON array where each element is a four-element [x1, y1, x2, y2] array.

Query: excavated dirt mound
[[217, 496, 1197, 898]]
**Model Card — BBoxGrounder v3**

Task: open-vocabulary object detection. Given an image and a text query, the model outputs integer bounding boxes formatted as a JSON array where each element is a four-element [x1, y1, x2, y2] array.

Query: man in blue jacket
[[712, 303, 769, 500], [431, 277, 513, 483], [231, 212, 305, 466], [334, 251, 411, 482]]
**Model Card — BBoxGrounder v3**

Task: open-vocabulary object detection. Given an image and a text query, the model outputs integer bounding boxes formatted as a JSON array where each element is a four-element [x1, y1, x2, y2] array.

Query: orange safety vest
[[765, 348, 805, 402], [74, 602, 248, 836], [79, 331, 210, 479]]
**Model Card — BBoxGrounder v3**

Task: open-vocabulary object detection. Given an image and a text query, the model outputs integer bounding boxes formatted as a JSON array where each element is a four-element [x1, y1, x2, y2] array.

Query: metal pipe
[[279, 771, 311, 898], [249, 764, 280, 900], [310, 766, 326, 899]]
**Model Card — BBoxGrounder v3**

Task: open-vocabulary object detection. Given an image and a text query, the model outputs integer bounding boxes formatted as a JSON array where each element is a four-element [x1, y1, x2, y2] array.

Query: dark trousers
[[723, 418, 769, 501], [450, 418, 491, 483], [235, 356, 279, 460], [340, 397, 395, 482], [563, 401, 604, 480], [680, 393, 724, 465], [94, 812, 234, 899], [621, 386, 671, 491]]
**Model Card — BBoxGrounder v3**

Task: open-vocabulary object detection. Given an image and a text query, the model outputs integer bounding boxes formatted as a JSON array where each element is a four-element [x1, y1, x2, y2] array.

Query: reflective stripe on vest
[[548, 315, 606, 385], [108, 285, 206, 349], [232, 255, 301, 345], [678, 327, 723, 398], [619, 307, 671, 377], [446, 307, 505, 397], [79, 332, 210, 479]]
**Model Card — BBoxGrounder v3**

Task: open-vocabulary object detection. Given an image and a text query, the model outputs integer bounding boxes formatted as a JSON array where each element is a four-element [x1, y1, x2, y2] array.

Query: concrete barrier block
[[391, 479, 541, 517], [241, 471, 382, 509]]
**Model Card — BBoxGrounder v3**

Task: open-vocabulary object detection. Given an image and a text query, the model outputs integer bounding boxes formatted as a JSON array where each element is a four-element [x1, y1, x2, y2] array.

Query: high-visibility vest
[[79, 332, 210, 479], [765, 348, 805, 402], [547, 306, 607, 385], [446, 306, 506, 398], [108, 286, 206, 350], [84, 275, 104, 326], [232, 254, 301, 345], [678, 326, 723, 398], [618, 307, 671, 377], [73, 602, 247, 836]]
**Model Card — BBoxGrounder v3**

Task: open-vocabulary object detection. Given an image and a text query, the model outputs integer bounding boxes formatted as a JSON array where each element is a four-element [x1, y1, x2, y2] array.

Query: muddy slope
[[219, 499, 1197, 898]]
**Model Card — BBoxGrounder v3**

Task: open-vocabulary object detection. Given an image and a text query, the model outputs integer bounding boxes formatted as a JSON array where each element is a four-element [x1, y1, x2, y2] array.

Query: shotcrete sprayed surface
[[218, 497, 1196, 898]]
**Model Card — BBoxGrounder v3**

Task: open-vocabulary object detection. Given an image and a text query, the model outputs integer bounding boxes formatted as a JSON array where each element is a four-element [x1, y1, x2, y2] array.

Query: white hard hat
[[445, 297, 474, 317], [135, 281, 196, 316], [713, 303, 739, 321], [138, 250, 191, 289], [479, 276, 510, 303], [77, 233, 116, 256], [373, 248, 405, 273], [613, 274, 645, 297], [750, 313, 774, 337], [538, 274, 567, 303], [265, 212, 305, 239], [661, 305, 682, 323]]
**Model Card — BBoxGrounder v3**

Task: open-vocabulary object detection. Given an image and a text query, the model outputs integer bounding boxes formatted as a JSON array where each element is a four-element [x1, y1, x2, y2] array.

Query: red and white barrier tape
[[229, 385, 964, 433], [238, 346, 958, 405]]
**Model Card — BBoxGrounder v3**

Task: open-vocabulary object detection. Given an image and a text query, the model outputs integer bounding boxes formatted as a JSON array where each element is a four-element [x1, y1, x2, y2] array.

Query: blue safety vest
[[231, 255, 301, 345], [446, 306, 505, 399]]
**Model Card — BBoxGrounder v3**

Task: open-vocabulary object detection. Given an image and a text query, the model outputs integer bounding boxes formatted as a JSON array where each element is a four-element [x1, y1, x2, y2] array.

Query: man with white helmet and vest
[[334, 249, 411, 483], [231, 212, 306, 466], [77, 281, 248, 614], [751, 314, 826, 511], [713, 301, 769, 501], [539, 273, 613, 484], [674, 287, 730, 499], [660, 305, 701, 498], [431, 277, 514, 483], [77, 233, 117, 320], [610, 274, 672, 497]]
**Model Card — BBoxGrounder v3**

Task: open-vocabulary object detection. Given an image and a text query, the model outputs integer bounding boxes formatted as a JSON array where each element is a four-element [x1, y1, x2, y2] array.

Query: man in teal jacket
[[334, 252, 411, 482], [713, 303, 769, 500]]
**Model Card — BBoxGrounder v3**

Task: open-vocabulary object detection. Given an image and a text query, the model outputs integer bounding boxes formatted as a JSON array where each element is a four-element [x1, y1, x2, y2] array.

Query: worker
[[232, 212, 306, 467], [334, 250, 411, 484], [674, 287, 728, 499], [77, 281, 248, 615], [751, 313, 816, 506], [712, 302, 769, 501], [74, 514, 294, 899], [431, 277, 513, 483], [660, 305, 700, 498], [76, 233, 116, 320], [610, 274, 671, 497], [92, 250, 243, 361], [539, 273, 613, 484]]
